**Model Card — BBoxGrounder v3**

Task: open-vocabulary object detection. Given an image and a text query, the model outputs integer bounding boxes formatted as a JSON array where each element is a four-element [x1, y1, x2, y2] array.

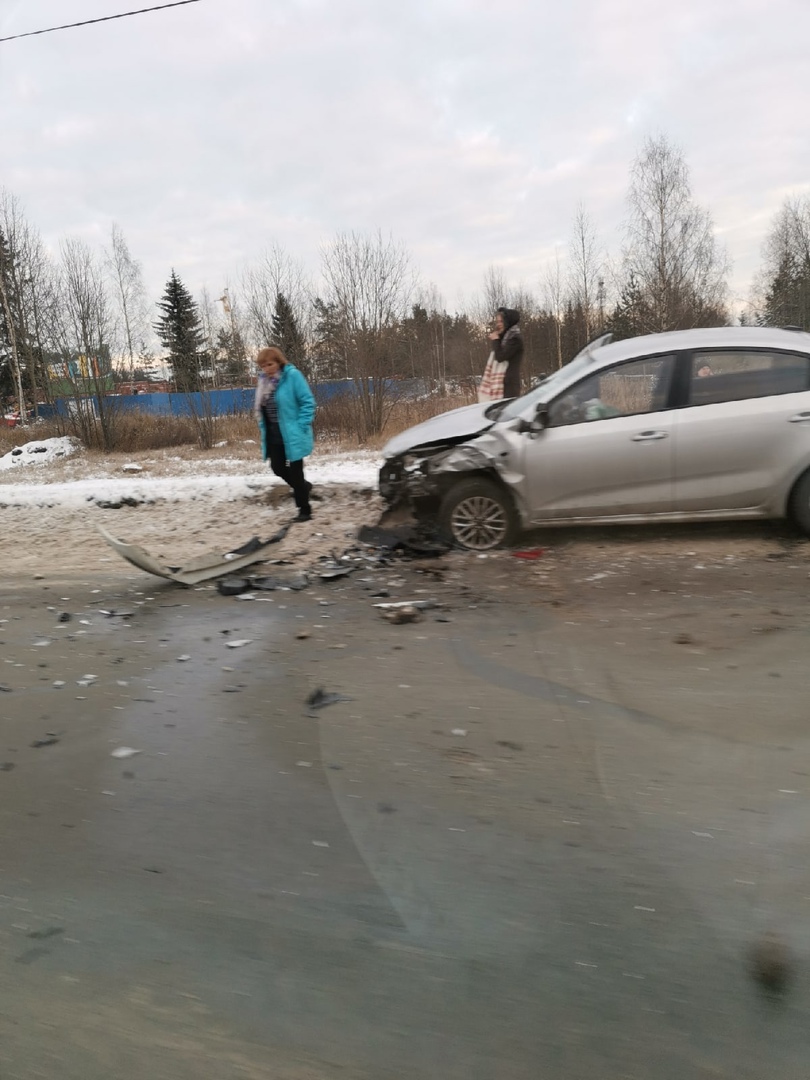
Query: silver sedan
[[379, 326, 810, 550]]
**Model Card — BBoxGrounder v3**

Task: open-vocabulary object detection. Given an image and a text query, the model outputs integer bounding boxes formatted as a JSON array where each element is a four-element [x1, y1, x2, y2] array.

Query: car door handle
[[631, 430, 669, 441], [789, 412, 810, 423]]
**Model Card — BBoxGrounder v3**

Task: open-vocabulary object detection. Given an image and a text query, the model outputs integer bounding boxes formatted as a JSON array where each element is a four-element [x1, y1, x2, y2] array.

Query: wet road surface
[[1, 554, 810, 1078]]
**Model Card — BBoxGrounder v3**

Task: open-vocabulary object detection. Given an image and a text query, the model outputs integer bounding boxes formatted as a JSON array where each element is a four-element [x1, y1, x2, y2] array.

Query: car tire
[[438, 477, 518, 551], [788, 468, 810, 535]]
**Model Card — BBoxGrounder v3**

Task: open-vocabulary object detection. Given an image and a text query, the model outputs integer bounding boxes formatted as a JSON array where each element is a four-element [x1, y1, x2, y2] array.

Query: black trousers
[[268, 438, 311, 511]]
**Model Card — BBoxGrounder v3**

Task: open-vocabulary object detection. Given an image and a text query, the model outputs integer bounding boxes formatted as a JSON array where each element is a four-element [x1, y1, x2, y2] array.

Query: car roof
[[586, 326, 810, 370]]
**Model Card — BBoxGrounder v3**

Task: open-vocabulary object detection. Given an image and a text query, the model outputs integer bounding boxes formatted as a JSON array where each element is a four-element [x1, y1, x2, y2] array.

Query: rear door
[[672, 349, 810, 512], [522, 353, 677, 521]]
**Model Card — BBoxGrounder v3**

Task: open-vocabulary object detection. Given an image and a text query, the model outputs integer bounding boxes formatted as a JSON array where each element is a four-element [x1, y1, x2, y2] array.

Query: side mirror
[[518, 408, 547, 435]]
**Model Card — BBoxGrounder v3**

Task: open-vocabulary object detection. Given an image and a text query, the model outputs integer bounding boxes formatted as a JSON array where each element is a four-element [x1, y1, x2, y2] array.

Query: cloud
[[1, 0, 810, 318]]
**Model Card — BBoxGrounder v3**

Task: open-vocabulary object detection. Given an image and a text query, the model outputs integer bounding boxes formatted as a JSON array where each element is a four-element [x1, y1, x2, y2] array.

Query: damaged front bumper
[[379, 434, 524, 511]]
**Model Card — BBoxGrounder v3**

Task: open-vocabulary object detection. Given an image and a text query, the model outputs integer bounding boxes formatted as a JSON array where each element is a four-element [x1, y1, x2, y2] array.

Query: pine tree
[[763, 252, 810, 329], [154, 271, 204, 391], [606, 271, 649, 340], [271, 291, 307, 370]]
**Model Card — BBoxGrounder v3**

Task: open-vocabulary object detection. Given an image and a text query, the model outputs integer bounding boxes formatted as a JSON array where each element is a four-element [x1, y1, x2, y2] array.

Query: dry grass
[[316, 388, 476, 450], [1, 390, 477, 457]]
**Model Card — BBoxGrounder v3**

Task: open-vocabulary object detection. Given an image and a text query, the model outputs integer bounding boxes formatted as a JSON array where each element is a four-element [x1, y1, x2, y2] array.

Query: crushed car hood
[[381, 402, 495, 458]]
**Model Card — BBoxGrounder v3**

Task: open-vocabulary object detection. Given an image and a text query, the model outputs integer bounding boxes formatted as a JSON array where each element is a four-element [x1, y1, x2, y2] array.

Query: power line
[[0, 0, 204, 44]]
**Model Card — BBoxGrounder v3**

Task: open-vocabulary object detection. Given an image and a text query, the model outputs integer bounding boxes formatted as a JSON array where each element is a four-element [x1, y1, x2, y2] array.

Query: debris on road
[[384, 606, 421, 624], [30, 735, 60, 748], [252, 572, 309, 591], [317, 566, 355, 580], [98, 524, 290, 585], [512, 548, 545, 560], [373, 599, 438, 611], [305, 687, 352, 714], [357, 523, 451, 558], [217, 577, 253, 596], [225, 639, 253, 648], [110, 747, 142, 759]]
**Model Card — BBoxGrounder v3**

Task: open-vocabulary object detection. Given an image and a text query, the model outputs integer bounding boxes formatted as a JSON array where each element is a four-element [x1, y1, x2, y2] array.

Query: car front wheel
[[438, 477, 518, 550]]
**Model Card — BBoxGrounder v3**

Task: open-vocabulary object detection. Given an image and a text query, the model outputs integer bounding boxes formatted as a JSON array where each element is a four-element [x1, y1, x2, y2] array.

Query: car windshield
[[495, 349, 598, 421]]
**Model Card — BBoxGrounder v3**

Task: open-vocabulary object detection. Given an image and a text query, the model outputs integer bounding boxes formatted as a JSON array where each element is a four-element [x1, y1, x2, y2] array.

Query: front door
[[522, 354, 677, 521]]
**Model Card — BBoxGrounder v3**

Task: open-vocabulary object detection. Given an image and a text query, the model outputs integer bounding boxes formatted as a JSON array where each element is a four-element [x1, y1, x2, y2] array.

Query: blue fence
[[38, 378, 430, 421]]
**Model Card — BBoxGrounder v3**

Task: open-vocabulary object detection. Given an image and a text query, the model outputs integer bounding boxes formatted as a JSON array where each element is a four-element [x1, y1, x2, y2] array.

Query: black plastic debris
[[253, 571, 309, 591], [57, 612, 72, 623], [357, 522, 451, 557], [226, 535, 263, 557], [30, 735, 59, 748], [217, 577, 253, 596], [226, 524, 290, 557], [305, 687, 352, 715], [252, 576, 280, 591]]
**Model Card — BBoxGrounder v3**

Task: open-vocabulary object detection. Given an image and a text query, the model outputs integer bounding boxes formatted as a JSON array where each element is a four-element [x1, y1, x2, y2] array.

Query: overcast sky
[[2, 0, 809, 319]]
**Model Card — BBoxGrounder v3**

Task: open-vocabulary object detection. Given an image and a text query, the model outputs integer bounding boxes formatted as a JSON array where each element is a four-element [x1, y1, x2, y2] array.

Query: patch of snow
[[0, 436, 81, 472], [0, 447, 381, 508]]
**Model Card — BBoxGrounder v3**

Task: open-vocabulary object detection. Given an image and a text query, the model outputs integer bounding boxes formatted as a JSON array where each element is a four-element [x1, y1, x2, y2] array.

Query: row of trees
[[1, 135, 807, 444]]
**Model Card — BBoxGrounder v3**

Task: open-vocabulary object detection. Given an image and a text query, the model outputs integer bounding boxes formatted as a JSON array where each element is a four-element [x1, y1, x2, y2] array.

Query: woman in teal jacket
[[254, 346, 317, 521]]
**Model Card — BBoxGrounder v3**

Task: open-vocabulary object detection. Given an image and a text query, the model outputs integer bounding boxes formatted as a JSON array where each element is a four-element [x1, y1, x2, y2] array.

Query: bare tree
[[479, 265, 509, 323], [216, 285, 250, 383], [51, 238, 117, 450], [240, 245, 311, 354], [320, 230, 414, 439], [568, 204, 601, 340], [104, 223, 150, 386], [622, 135, 729, 332], [542, 247, 566, 368], [0, 191, 52, 419], [409, 283, 448, 391]]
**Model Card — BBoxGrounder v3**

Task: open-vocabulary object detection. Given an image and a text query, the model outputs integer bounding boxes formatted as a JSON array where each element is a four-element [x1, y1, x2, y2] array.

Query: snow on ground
[[0, 436, 81, 472], [0, 439, 381, 508], [0, 439, 388, 579]]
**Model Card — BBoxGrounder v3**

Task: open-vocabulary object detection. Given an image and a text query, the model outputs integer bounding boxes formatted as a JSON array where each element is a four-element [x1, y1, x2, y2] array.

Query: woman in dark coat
[[487, 307, 524, 398]]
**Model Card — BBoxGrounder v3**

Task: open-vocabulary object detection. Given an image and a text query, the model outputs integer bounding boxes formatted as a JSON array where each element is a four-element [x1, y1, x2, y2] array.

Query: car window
[[548, 354, 675, 427], [688, 350, 810, 406], [496, 351, 595, 421]]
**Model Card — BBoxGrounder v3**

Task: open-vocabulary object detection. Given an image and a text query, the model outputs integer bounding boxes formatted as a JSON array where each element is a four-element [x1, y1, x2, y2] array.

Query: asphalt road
[[2, 539, 810, 1079]]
